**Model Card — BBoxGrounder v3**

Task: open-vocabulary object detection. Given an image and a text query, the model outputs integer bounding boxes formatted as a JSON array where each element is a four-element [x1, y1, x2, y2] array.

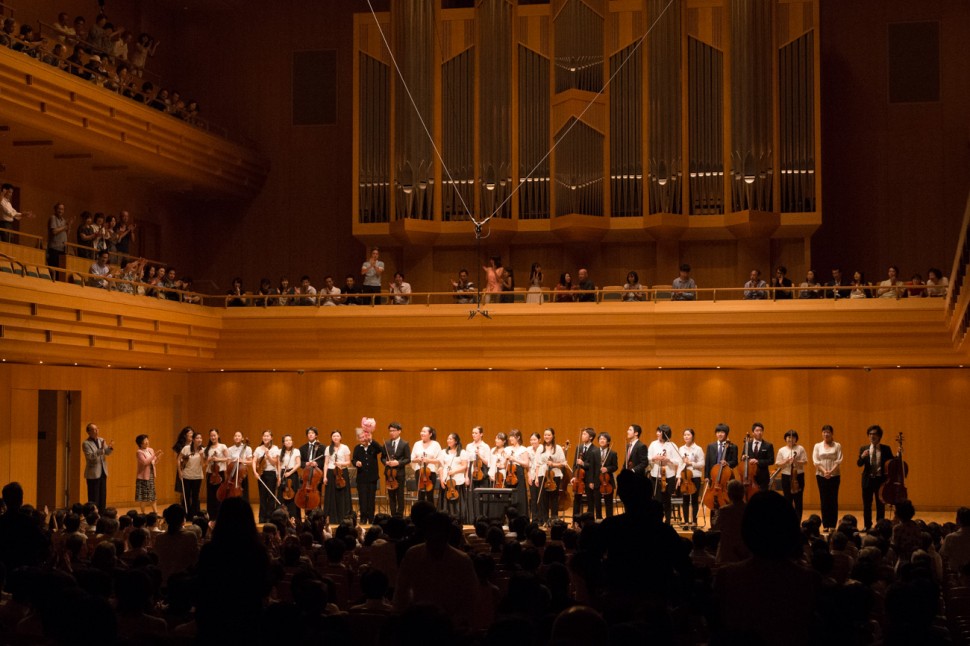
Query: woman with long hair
[[322, 430, 351, 525], [204, 428, 227, 520], [506, 429, 529, 515], [535, 428, 567, 526], [411, 425, 442, 504], [172, 426, 194, 500], [526, 263, 543, 303], [278, 434, 303, 523], [526, 432, 542, 521], [439, 432, 467, 520], [178, 431, 205, 517], [252, 430, 280, 523], [554, 273, 574, 302]]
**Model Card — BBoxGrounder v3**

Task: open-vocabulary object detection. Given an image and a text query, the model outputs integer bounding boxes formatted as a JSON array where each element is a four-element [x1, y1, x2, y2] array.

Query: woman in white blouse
[[525, 432, 542, 522], [411, 426, 442, 505], [438, 432, 468, 520], [489, 432, 510, 487], [535, 428, 567, 526], [252, 429, 281, 524], [676, 428, 705, 529], [774, 430, 809, 522], [812, 424, 843, 532], [323, 430, 352, 525], [179, 431, 205, 517], [506, 430, 529, 517]]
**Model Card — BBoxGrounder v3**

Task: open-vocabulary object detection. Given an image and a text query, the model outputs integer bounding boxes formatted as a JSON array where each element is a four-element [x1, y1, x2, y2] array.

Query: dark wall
[[814, 0, 970, 282]]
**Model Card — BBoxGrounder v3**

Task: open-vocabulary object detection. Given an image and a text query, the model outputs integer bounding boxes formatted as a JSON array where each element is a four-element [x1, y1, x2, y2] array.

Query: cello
[[295, 461, 322, 510], [703, 461, 734, 511], [879, 432, 909, 505], [217, 438, 249, 502]]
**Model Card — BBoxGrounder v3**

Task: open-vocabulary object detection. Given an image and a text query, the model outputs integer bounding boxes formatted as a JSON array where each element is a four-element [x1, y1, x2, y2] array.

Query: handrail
[[945, 191, 970, 315], [0, 228, 44, 248], [0, 2, 15, 18], [0, 229, 174, 276]]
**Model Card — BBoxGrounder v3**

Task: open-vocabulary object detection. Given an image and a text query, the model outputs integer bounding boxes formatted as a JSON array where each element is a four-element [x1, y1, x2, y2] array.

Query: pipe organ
[[354, 0, 820, 252]]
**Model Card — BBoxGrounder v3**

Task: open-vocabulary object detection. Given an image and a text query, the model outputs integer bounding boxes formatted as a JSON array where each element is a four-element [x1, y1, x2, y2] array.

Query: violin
[[384, 441, 399, 491], [879, 432, 909, 505], [599, 471, 614, 495], [295, 461, 322, 510], [206, 448, 223, 486], [418, 453, 434, 492], [571, 442, 586, 496], [217, 438, 250, 502], [505, 454, 518, 487], [494, 469, 505, 489], [472, 449, 485, 481], [334, 459, 347, 490], [679, 465, 697, 495], [282, 475, 296, 501], [445, 475, 459, 501], [788, 442, 801, 494]]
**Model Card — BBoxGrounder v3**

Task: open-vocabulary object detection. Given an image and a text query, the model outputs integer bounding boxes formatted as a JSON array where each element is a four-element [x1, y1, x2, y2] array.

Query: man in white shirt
[[319, 275, 342, 306], [389, 272, 411, 305], [1, 183, 32, 243], [298, 275, 317, 305], [89, 250, 113, 289]]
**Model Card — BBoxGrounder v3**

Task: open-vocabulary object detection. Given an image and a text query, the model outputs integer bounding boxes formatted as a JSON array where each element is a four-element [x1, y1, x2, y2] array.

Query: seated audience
[[743, 269, 767, 300], [389, 272, 412, 305], [672, 263, 697, 300]]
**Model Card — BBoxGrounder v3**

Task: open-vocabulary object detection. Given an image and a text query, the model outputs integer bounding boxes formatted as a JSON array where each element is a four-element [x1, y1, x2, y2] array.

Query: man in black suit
[[572, 428, 597, 517], [381, 422, 410, 517], [704, 423, 739, 481], [827, 267, 852, 299], [298, 427, 324, 510], [353, 425, 386, 525], [857, 424, 895, 529], [591, 431, 619, 518], [624, 424, 649, 476], [743, 422, 775, 492]]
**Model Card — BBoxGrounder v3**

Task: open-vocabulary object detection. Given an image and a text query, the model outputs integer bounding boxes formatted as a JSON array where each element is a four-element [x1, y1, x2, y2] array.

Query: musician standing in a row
[[382, 422, 410, 516], [813, 424, 842, 532], [572, 428, 597, 517], [252, 430, 280, 523], [179, 431, 206, 518], [649, 425, 682, 525], [278, 435, 302, 522], [625, 424, 649, 475], [353, 418, 386, 525], [467, 426, 491, 517], [323, 430, 351, 524], [411, 426, 442, 504], [775, 430, 808, 522], [439, 433, 469, 520], [525, 432, 541, 522], [83, 423, 113, 512], [704, 423, 738, 480], [226, 431, 252, 500], [534, 428, 567, 526], [299, 427, 323, 510], [592, 432, 618, 519], [858, 424, 893, 530], [676, 428, 704, 527], [506, 430, 530, 516], [747, 423, 775, 492], [204, 429, 228, 520]]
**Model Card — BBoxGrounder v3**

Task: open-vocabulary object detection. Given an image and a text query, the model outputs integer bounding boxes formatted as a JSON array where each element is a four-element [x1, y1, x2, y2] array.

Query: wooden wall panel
[[0, 362, 964, 509]]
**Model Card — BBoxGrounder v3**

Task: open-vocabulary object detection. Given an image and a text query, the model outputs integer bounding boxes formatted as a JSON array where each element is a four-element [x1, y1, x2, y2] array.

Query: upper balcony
[[0, 47, 269, 199]]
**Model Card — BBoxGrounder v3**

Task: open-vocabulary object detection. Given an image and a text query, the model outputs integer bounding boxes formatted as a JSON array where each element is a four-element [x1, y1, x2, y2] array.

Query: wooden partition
[[0, 362, 964, 510]]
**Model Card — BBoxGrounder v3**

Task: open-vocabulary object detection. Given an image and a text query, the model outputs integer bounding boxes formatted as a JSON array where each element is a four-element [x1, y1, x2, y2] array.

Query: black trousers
[[817, 475, 840, 529], [206, 476, 222, 520], [257, 472, 278, 522], [86, 474, 107, 511], [862, 476, 886, 529], [537, 477, 561, 523], [183, 479, 202, 518], [46, 248, 65, 277], [387, 474, 407, 516], [591, 482, 615, 519], [782, 473, 805, 522], [680, 477, 702, 525], [357, 480, 377, 523], [652, 476, 675, 524]]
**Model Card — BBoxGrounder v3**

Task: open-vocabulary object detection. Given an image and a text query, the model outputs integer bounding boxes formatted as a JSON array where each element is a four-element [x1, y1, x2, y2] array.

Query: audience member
[[576, 268, 596, 302], [622, 271, 645, 301], [389, 272, 412, 305], [743, 269, 767, 300], [672, 263, 697, 300]]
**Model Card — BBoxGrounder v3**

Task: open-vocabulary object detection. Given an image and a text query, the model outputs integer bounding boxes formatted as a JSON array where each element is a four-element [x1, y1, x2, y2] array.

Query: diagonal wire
[[366, 0, 676, 230]]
